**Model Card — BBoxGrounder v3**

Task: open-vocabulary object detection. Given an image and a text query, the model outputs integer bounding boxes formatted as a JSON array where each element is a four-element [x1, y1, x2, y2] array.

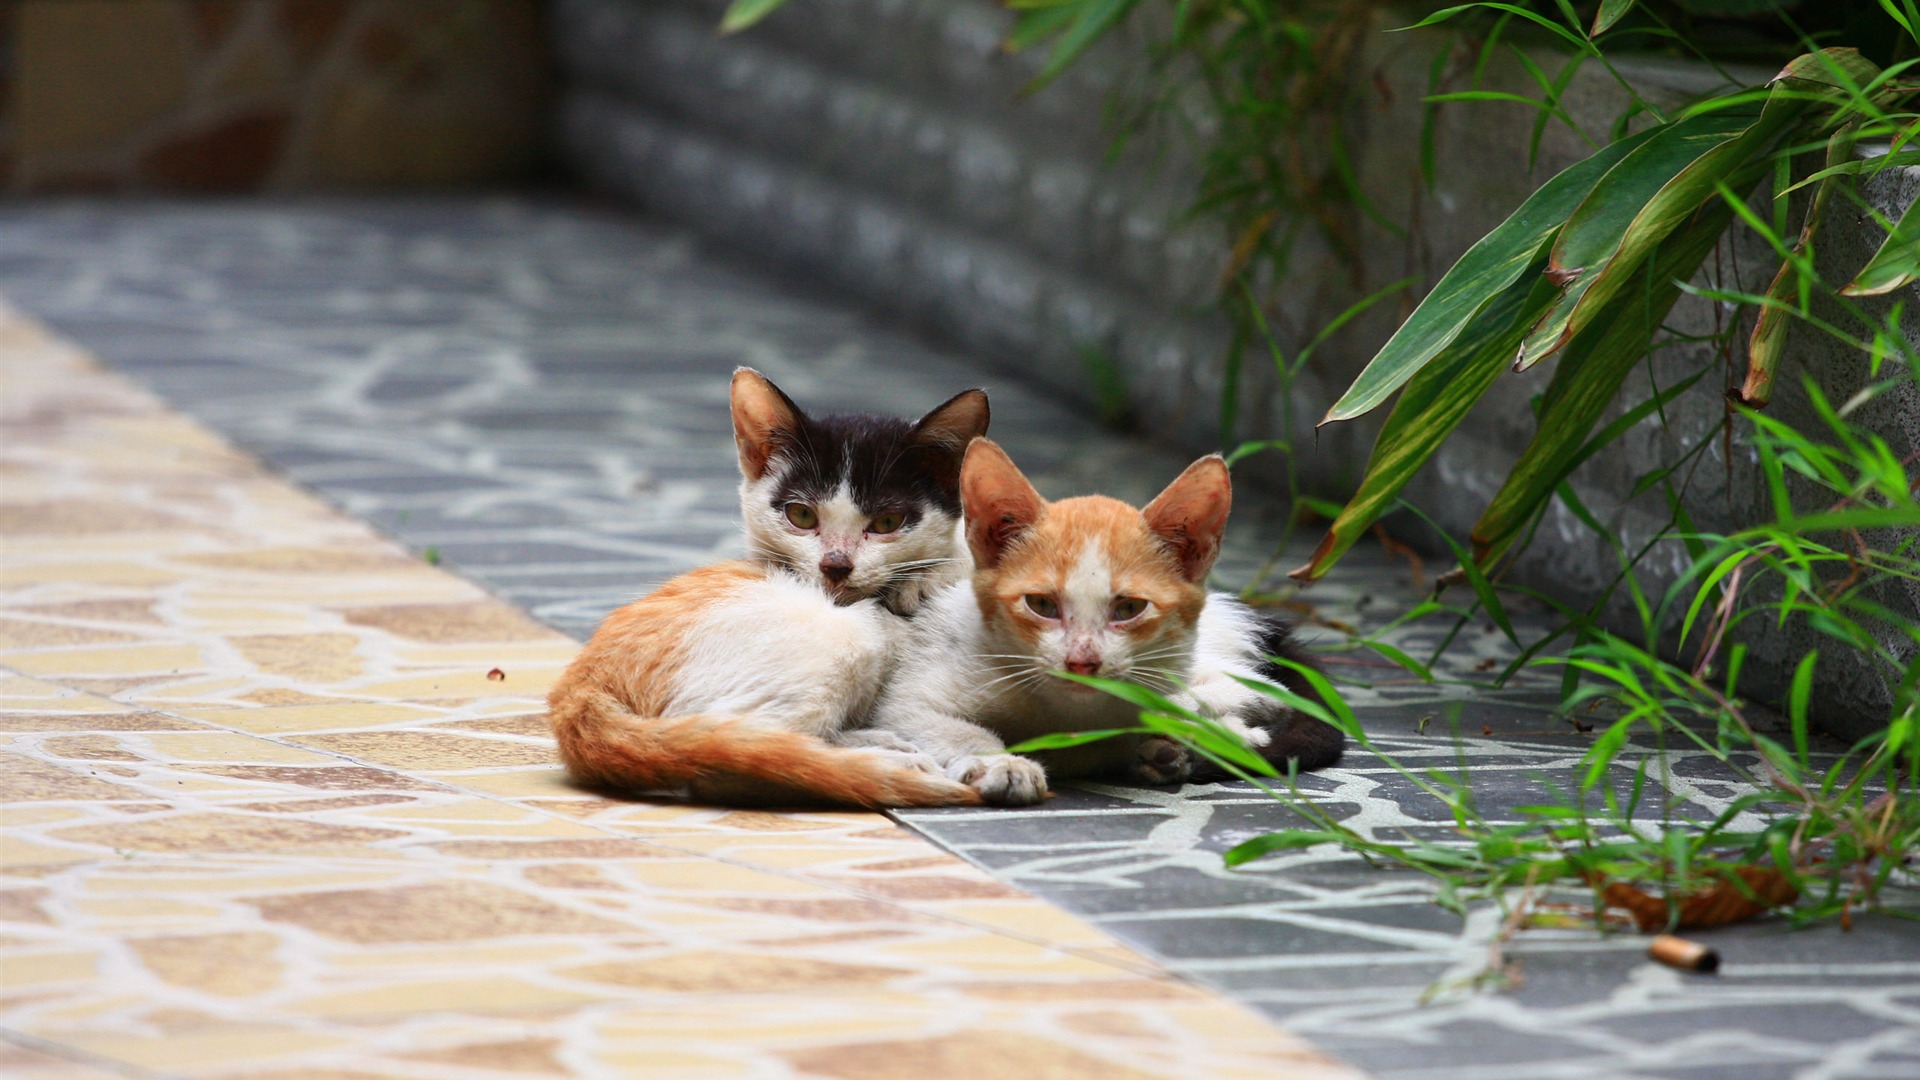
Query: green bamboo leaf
[[1840, 195, 1920, 296], [1760, 505, 1920, 533], [1362, 640, 1436, 682], [1224, 439, 1291, 467], [1741, 123, 1857, 406], [1236, 661, 1364, 740], [1401, 501, 1522, 648], [719, 0, 791, 33], [1591, 0, 1636, 35], [1676, 546, 1748, 652], [1400, 4, 1598, 57], [1025, 0, 1142, 90], [1782, 149, 1920, 196], [1519, 49, 1879, 371], [1137, 712, 1275, 775], [1007, 728, 1142, 752], [1321, 127, 1655, 424], [1788, 651, 1817, 766], [1471, 201, 1736, 562], [1055, 672, 1195, 716], [1223, 830, 1345, 866], [1004, 5, 1080, 51], [1294, 271, 1561, 580]]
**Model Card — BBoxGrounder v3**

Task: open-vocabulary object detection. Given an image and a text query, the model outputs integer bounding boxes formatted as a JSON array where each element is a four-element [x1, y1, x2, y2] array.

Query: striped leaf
[[1518, 49, 1880, 372], [1840, 194, 1920, 297], [1292, 269, 1560, 581], [1740, 123, 1859, 406], [1471, 200, 1740, 564], [1321, 127, 1656, 424], [1591, 0, 1637, 35]]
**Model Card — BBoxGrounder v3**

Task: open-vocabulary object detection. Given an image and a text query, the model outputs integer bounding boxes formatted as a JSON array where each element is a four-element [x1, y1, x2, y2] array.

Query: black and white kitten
[[733, 368, 989, 614], [546, 369, 996, 809]]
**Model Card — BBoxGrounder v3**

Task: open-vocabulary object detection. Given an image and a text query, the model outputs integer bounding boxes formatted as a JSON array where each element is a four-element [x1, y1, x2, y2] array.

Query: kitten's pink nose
[[819, 553, 853, 583], [1064, 657, 1101, 676]]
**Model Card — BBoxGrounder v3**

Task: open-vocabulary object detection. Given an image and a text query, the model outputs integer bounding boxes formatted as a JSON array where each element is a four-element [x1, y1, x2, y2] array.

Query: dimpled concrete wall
[[552, 0, 1919, 740]]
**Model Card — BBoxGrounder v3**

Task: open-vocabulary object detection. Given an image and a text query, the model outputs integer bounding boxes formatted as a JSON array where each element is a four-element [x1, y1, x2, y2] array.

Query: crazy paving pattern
[[4, 200, 1920, 1080], [0, 308, 1354, 1077]]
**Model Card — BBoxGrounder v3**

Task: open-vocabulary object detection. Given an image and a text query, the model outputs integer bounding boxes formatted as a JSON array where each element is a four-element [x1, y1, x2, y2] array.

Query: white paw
[[947, 754, 1048, 806], [1128, 735, 1192, 786], [1218, 713, 1274, 748]]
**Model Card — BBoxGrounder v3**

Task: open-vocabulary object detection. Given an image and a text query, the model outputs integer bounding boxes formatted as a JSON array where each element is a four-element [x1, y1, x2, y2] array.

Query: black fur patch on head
[[767, 412, 967, 522], [1188, 613, 1345, 782]]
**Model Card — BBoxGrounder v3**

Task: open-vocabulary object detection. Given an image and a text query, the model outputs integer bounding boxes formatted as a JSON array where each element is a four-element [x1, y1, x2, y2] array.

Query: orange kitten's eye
[[868, 513, 904, 535], [1024, 594, 1060, 619], [784, 503, 818, 529], [1109, 597, 1148, 622]]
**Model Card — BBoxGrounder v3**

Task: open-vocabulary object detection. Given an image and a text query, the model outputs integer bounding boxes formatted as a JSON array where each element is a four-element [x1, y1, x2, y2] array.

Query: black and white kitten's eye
[[1109, 597, 1148, 623], [784, 503, 818, 529], [867, 512, 904, 535], [1024, 594, 1061, 620]]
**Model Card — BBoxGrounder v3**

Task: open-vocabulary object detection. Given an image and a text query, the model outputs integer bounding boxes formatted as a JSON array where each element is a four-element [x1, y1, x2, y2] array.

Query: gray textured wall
[[552, 0, 1919, 739]]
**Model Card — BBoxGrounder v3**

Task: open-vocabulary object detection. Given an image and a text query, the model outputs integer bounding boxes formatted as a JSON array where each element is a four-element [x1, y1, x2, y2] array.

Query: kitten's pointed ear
[[730, 367, 806, 481], [962, 438, 1045, 569], [1142, 455, 1232, 583], [910, 388, 990, 450]]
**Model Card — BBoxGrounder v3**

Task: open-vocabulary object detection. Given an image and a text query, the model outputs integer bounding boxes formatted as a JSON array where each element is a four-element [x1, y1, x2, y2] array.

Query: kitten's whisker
[[977, 666, 1046, 696], [988, 672, 1051, 703], [983, 664, 1044, 687], [1128, 645, 1194, 662]]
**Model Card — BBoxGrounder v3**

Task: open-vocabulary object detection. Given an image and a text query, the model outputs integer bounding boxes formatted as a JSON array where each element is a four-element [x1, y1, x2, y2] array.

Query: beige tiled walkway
[[0, 304, 1358, 1078]]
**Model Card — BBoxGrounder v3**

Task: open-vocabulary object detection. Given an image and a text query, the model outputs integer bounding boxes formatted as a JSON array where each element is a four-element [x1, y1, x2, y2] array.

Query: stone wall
[[0, 0, 551, 192], [549, 0, 1765, 504], [553, 0, 1231, 443]]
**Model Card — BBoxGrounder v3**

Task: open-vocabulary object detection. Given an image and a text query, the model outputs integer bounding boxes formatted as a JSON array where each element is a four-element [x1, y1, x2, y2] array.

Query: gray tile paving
[[2, 197, 1916, 1080]]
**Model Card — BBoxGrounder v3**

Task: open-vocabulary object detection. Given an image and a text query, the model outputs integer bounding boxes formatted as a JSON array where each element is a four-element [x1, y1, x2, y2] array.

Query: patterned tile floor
[[0, 303, 1349, 1077], [2, 198, 1918, 1079]]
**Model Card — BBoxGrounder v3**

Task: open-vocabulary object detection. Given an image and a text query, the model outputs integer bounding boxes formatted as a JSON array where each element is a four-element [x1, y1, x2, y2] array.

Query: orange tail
[[549, 689, 982, 809]]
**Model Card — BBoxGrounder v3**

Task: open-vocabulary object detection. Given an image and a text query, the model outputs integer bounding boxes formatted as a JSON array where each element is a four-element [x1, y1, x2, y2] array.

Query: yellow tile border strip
[[0, 301, 1362, 1078]]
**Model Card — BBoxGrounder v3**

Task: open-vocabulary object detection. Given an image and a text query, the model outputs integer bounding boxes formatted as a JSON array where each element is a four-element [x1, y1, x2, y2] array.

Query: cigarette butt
[[1649, 934, 1719, 973]]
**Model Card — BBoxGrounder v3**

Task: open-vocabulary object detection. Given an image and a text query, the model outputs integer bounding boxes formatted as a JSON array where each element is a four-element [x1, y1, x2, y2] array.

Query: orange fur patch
[[976, 496, 1207, 643], [546, 561, 980, 809], [553, 560, 761, 725]]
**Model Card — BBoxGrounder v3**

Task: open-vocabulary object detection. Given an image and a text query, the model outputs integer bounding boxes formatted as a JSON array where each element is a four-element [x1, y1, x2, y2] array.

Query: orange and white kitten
[[869, 439, 1344, 805], [546, 370, 990, 808]]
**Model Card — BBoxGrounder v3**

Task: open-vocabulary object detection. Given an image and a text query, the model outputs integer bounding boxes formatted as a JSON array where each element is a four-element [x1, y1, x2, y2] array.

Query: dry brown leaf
[[1594, 867, 1799, 932]]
